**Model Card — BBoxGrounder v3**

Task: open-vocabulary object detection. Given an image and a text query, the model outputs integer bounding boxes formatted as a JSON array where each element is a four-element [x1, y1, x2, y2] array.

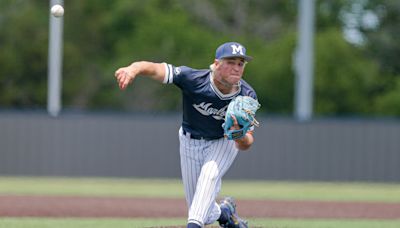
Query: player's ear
[[210, 59, 220, 71], [214, 59, 222, 69]]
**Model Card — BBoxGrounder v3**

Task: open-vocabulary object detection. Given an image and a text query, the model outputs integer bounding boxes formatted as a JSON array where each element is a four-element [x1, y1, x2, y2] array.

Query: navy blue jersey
[[163, 63, 258, 138]]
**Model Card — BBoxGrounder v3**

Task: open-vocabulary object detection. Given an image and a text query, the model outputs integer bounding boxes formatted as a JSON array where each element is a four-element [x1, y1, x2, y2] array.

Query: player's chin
[[227, 76, 241, 84]]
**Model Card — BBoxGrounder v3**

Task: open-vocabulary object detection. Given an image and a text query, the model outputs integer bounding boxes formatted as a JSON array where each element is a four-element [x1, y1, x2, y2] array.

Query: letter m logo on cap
[[231, 44, 244, 55]]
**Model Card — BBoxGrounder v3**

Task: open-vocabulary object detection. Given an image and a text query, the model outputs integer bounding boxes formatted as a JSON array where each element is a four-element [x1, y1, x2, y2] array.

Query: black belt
[[182, 129, 223, 141]]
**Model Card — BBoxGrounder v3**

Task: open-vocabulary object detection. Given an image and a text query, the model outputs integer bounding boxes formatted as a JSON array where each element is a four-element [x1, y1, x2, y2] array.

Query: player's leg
[[188, 138, 238, 225], [179, 129, 204, 218]]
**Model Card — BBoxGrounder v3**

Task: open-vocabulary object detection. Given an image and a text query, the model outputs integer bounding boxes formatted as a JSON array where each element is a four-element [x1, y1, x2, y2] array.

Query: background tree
[[0, 0, 48, 108], [0, 0, 398, 117]]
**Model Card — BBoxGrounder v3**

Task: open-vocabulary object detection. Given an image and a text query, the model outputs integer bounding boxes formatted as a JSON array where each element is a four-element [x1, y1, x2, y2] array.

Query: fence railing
[[0, 112, 399, 182]]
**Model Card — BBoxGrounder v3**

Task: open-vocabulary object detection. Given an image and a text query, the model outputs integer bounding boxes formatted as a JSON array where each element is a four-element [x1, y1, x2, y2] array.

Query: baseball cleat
[[218, 197, 248, 228]]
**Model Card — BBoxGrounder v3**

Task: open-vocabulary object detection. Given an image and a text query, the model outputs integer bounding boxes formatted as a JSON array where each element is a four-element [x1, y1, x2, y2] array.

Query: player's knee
[[207, 172, 219, 182], [203, 162, 220, 182]]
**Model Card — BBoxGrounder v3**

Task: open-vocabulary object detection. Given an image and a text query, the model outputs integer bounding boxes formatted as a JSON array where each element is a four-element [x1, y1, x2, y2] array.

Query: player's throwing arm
[[115, 61, 165, 90]]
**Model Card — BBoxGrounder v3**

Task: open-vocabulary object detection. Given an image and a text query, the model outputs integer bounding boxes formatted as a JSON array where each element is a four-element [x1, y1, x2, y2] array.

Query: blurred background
[[0, 0, 399, 182]]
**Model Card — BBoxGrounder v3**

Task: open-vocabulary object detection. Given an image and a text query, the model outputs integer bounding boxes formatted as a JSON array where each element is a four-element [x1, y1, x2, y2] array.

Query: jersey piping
[[209, 72, 241, 100]]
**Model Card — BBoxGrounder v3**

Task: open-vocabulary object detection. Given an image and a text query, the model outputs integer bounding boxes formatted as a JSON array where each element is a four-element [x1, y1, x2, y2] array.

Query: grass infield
[[0, 177, 400, 228], [0, 177, 399, 202]]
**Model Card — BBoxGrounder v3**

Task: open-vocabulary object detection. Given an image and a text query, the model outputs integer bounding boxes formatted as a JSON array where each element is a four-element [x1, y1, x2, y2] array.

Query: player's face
[[215, 58, 246, 85]]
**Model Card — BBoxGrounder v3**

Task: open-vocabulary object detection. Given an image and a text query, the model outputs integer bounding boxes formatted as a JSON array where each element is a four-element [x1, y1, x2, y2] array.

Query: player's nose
[[232, 64, 241, 72]]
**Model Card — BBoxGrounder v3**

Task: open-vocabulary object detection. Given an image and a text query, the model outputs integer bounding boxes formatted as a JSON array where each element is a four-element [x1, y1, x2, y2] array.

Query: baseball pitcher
[[115, 42, 260, 228]]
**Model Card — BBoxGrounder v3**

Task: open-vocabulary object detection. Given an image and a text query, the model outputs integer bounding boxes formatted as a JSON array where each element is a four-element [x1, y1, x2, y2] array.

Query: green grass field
[[0, 176, 400, 228], [1, 218, 400, 228]]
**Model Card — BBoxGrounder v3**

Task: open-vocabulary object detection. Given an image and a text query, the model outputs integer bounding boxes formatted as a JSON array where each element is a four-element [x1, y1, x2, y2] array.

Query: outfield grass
[[0, 176, 399, 202], [0, 218, 400, 228]]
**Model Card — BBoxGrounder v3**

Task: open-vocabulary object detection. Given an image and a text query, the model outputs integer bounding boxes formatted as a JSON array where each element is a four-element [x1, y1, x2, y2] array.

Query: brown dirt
[[1, 195, 400, 219]]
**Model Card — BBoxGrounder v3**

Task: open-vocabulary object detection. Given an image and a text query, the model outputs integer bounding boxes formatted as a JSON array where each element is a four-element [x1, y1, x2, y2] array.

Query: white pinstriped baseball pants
[[179, 127, 239, 226]]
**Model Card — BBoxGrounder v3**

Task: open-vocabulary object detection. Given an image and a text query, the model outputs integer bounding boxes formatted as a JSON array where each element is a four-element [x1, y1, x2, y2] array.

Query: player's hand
[[230, 114, 245, 142], [229, 114, 245, 142], [114, 67, 137, 90], [230, 114, 253, 149], [229, 115, 241, 130]]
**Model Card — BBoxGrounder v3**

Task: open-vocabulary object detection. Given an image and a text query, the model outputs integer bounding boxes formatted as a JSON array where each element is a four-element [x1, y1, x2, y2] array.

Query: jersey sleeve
[[240, 80, 258, 101], [162, 63, 193, 88], [248, 91, 258, 100]]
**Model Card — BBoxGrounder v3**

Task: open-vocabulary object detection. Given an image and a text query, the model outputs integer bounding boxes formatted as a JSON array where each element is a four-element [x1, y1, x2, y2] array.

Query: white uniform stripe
[[162, 63, 174, 84], [188, 139, 203, 222], [180, 129, 191, 206], [205, 139, 238, 224], [162, 63, 169, 84], [190, 139, 200, 205], [213, 140, 235, 172], [180, 128, 205, 209], [187, 136, 194, 205], [179, 127, 240, 225], [168, 64, 173, 84], [186, 135, 194, 205], [182, 135, 238, 225]]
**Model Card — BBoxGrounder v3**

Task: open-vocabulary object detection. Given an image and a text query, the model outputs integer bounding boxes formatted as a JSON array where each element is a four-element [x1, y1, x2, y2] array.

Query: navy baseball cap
[[215, 42, 253, 62]]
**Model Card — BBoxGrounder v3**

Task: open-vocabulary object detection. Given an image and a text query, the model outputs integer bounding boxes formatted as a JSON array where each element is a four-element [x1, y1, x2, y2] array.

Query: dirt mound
[[1, 195, 399, 219]]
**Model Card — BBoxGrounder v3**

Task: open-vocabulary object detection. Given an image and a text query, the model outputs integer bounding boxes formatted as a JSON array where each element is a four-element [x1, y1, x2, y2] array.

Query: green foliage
[[245, 35, 296, 114], [0, 0, 399, 117], [362, 0, 400, 74], [374, 77, 400, 116], [0, 1, 48, 108], [314, 29, 382, 116]]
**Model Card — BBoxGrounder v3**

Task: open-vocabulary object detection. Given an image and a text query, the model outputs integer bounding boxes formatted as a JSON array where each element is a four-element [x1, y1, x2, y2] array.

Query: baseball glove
[[223, 95, 261, 140]]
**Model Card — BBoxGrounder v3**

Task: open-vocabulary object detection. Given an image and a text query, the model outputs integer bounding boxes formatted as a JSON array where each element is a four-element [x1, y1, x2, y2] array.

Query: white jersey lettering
[[193, 102, 228, 120]]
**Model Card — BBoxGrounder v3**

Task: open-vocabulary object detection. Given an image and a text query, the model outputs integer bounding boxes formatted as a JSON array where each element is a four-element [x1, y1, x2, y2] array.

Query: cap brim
[[220, 54, 253, 62]]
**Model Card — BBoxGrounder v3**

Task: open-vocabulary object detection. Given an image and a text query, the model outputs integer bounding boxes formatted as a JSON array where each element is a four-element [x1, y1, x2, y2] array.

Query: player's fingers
[[115, 68, 123, 78], [120, 72, 128, 83], [121, 75, 132, 90], [230, 115, 240, 130], [118, 74, 126, 89], [115, 73, 121, 83], [115, 71, 124, 86], [116, 72, 123, 84], [231, 115, 238, 125]]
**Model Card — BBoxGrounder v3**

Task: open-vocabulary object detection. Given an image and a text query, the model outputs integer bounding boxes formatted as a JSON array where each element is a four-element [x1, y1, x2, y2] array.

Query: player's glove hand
[[222, 96, 261, 140]]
